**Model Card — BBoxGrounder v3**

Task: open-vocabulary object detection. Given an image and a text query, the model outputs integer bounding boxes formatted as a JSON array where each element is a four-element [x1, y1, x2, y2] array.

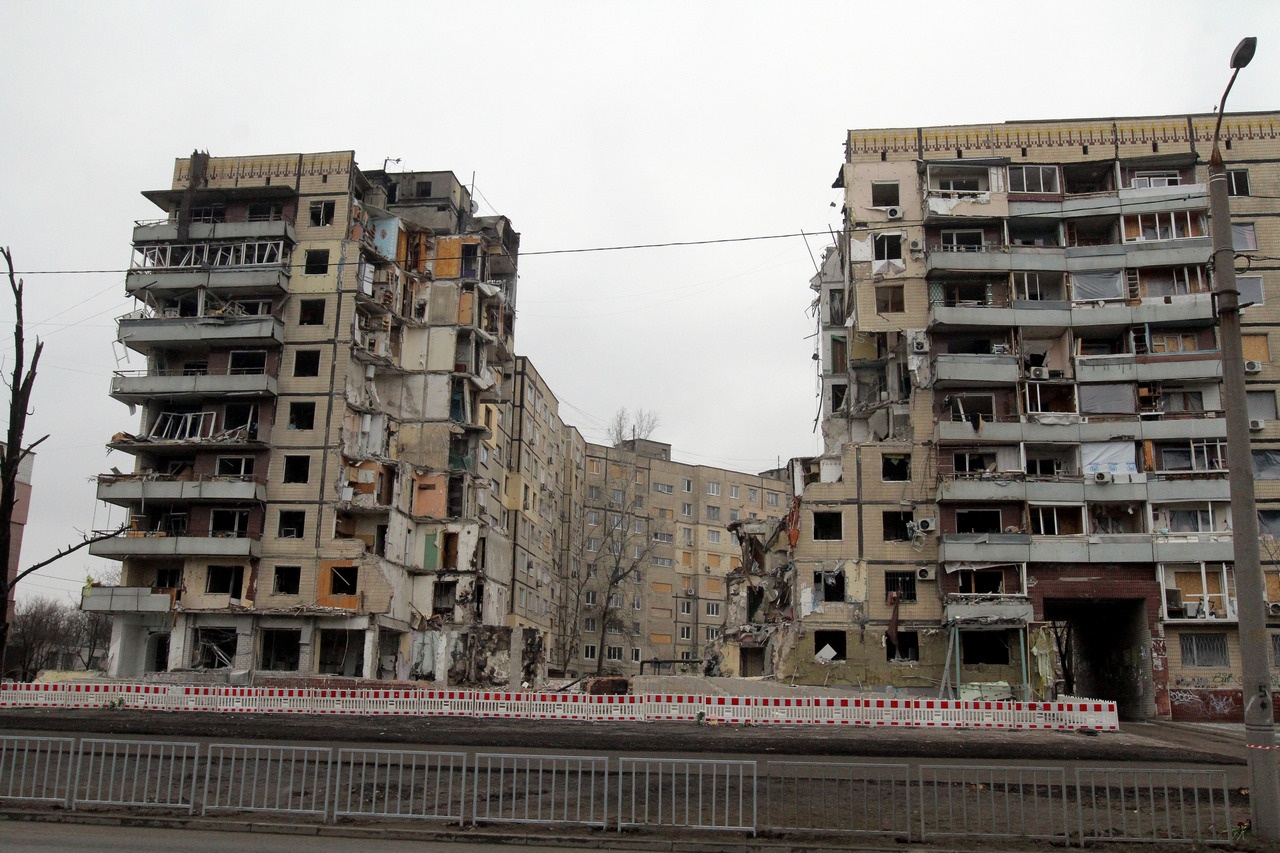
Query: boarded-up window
[[1243, 334, 1271, 363]]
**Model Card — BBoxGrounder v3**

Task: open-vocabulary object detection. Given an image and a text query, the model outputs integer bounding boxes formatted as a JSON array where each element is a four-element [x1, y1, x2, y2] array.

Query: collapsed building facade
[[719, 114, 1280, 720], [86, 151, 529, 684]]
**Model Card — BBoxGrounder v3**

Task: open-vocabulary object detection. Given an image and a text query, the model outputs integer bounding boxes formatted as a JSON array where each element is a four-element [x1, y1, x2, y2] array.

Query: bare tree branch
[[10, 524, 130, 590]]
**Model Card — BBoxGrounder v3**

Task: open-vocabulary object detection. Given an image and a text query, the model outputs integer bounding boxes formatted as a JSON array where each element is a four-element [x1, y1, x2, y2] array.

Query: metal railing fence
[[617, 757, 757, 834], [0, 735, 76, 806], [471, 753, 608, 827], [202, 744, 332, 817], [0, 734, 1245, 845], [75, 738, 200, 813], [917, 764, 1070, 842], [1075, 767, 1232, 845], [766, 760, 911, 838], [334, 748, 467, 822]]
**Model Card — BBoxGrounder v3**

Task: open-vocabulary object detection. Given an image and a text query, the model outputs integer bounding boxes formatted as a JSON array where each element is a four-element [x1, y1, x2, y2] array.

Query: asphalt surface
[[0, 707, 1248, 765]]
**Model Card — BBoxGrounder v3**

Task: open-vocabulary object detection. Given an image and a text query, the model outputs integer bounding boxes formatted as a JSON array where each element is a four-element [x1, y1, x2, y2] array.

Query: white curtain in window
[[1072, 270, 1124, 301]]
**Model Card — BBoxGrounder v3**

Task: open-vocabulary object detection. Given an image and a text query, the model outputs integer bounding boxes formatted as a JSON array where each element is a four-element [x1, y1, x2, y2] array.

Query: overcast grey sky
[[1, 0, 1276, 605]]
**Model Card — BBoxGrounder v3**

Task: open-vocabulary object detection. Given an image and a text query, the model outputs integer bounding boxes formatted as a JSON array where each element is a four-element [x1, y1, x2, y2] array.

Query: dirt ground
[[0, 706, 1248, 765]]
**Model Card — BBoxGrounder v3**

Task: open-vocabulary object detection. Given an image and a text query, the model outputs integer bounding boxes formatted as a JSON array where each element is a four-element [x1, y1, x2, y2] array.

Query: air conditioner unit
[[917, 566, 938, 581], [915, 517, 937, 534], [1245, 360, 1264, 374], [1251, 419, 1266, 431], [912, 339, 929, 353], [1269, 602, 1280, 617], [886, 206, 903, 220], [1028, 366, 1050, 380], [908, 238, 924, 252], [1093, 471, 1114, 484]]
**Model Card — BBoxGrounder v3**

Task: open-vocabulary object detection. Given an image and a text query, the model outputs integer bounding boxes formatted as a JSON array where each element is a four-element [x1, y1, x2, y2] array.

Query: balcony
[[132, 219, 295, 246], [929, 299, 1071, 331], [938, 533, 1031, 563], [933, 354, 1019, 386], [125, 237, 292, 296], [89, 530, 261, 560], [1153, 532, 1235, 563], [117, 312, 284, 355], [944, 594, 1034, 626], [80, 585, 175, 613], [110, 369, 277, 403], [96, 473, 266, 506], [109, 412, 267, 456]]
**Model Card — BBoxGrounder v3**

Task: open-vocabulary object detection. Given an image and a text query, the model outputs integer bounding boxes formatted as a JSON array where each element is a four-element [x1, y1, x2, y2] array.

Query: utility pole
[[1206, 36, 1279, 842]]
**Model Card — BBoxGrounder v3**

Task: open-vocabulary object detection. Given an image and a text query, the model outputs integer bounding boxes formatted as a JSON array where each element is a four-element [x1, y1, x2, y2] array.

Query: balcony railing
[[130, 239, 290, 271]]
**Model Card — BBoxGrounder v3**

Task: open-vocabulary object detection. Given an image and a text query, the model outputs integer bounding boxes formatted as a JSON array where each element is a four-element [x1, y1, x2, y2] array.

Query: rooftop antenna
[[383, 158, 401, 171]]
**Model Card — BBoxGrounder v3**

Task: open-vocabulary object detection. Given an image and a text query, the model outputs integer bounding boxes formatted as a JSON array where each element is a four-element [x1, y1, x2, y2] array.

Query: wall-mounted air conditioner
[[1245, 360, 1264, 374], [886, 206, 903, 220], [908, 238, 923, 252], [915, 517, 937, 533], [1093, 471, 1114, 484], [1028, 366, 1050, 380], [917, 566, 937, 581], [1251, 419, 1266, 431], [1269, 602, 1280, 617], [912, 339, 929, 353]]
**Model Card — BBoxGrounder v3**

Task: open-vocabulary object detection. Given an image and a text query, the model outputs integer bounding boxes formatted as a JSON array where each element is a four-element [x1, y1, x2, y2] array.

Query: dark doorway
[[739, 647, 765, 677], [1042, 598, 1151, 720]]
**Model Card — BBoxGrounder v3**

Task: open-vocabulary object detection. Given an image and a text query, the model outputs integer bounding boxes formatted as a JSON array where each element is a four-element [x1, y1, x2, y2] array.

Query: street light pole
[[1207, 36, 1279, 842]]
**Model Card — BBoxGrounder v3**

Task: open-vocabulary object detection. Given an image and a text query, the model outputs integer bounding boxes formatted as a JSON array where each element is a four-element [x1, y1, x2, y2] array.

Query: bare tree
[[0, 248, 127, 673], [606, 407, 660, 445], [7, 597, 71, 680], [582, 446, 666, 675], [70, 567, 118, 671]]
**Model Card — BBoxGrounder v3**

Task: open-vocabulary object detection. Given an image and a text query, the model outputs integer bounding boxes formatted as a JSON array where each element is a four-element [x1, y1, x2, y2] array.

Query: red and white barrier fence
[[0, 682, 1118, 730]]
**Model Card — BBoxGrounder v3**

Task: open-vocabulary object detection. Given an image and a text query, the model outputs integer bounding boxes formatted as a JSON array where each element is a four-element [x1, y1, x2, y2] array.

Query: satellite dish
[[470, 200, 480, 215]]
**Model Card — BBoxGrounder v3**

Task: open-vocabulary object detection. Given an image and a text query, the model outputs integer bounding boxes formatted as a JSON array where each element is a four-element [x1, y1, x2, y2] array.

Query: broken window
[[309, 200, 335, 227], [205, 565, 244, 596], [318, 629, 363, 676], [1227, 169, 1251, 197], [814, 569, 845, 602], [1248, 392, 1278, 421], [194, 627, 237, 669], [216, 456, 254, 477], [882, 454, 911, 481], [294, 350, 320, 377], [871, 181, 900, 207], [282, 455, 310, 484], [882, 511, 913, 542], [1008, 165, 1059, 194], [958, 570, 1005, 594], [460, 243, 480, 279], [1180, 633, 1229, 667], [304, 249, 330, 275], [227, 350, 266, 375], [962, 632, 1010, 665], [875, 285, 904, 313], [931, 166, 987, 195], [299, 299, 326, 325], [288, 401, 315, 430], [829, 383, 848, 411], [1122, 211, 1206, 242], [210, 510, 250, 538], [873, 235, 903, 263], [955, 509, 1003, 534], [273, 565, 300, 595], [416, 181, 432, 198], [260, 629, 301, 671], [940, 229, 984, 252], [1013, 271, 1065, 301], [331, 564, 358, 595], [812, 511, 842, 541], [813, 630, 846, 661], [887, 630, 918, 662], [1079, 384, 1136, 414], [1030, 505, 1083, 535], [278, 510, 305, 539], [223, 403, 258, 439], [885, 571, 917, 602]]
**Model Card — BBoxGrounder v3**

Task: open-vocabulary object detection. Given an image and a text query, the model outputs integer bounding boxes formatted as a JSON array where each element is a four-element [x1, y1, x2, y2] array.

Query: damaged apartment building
[[722, 114, 1280, 720], [85, 151, 534, 686]]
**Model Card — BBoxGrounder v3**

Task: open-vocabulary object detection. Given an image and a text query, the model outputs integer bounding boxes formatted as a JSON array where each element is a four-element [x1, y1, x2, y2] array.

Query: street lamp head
[[1231, 37, 1257, 70]]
